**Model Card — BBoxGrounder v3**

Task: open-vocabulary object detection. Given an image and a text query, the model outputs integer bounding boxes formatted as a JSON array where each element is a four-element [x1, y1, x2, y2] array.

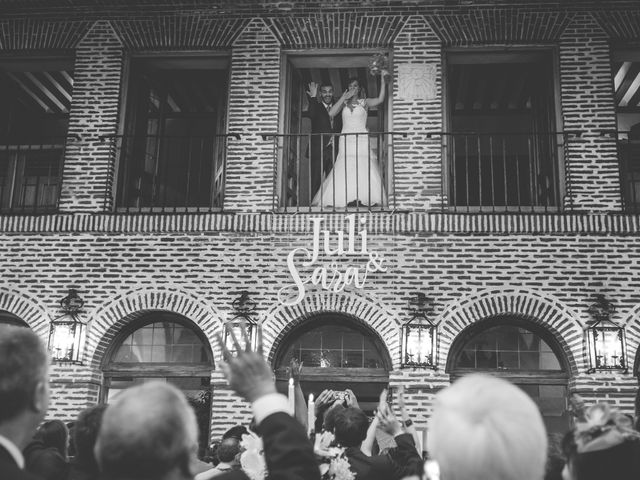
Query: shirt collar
[[0, 434, 25, 469]]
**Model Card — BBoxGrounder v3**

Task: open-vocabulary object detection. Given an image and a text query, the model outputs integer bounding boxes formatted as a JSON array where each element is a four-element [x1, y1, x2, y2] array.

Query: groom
[[306, 81, 343, 200]]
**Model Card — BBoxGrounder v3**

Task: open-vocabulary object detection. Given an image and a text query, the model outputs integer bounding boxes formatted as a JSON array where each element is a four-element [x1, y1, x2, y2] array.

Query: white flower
[[328, 456, 355, 480], [240, 433, 267, 480]]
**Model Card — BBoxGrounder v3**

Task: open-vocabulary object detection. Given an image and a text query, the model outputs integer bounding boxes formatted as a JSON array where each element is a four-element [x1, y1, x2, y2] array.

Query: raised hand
[[314, 389, 334, 416], [215, 324, 276, 403], [344, 389, 359, 409], [288, 358, 303, 383], [307, 81, 319, 98], [376, 403, 403, 437]]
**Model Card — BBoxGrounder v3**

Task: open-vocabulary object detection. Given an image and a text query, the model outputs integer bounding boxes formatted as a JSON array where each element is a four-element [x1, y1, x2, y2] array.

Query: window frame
[[441, 46, 566, 213], [113, 51, 231, 213], [277, 48, 394, 212], [0, 54, 75, 213]]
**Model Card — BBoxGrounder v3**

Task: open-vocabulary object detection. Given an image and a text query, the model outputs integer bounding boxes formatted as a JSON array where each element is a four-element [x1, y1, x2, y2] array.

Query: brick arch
[[619, 304, 640, 375], [86, 288, 223, 368], [262, 290, 400, 369], [0, 289, 51, 336], [437, 289, 583, 376]]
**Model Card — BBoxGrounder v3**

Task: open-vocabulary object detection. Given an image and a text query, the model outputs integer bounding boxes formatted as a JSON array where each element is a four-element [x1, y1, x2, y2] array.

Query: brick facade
[[1, 0, 640, 444]]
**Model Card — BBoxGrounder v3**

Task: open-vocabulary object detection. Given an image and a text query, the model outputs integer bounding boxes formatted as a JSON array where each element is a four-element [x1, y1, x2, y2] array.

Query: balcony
[[266, 131, 402, 213], [442, 132, 563, 213], [108, 134, 236, 213], [0, 141, 65, 213]]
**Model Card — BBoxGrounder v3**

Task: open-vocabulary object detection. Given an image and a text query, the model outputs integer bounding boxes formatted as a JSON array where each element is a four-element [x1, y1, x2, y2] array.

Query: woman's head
[[561, 403, 640, 480], [428, 374, 547, 480], [346, 77, 366, 100], [36, 419, 69, 458]]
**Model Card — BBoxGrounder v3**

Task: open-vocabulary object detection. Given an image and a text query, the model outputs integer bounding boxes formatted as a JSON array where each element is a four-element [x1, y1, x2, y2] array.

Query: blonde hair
[[428, 374, 547, 480]]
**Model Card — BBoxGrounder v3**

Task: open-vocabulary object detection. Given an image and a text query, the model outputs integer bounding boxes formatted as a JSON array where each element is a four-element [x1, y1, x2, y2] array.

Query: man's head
[[216, 437, 240, 465], [95, 381, 198, 480], [334, 407, 369, 448], [0, 325, 49, 439], [73, 404, 107, 472], [319, 82, 334, 105], [428, 374, 547, 480]]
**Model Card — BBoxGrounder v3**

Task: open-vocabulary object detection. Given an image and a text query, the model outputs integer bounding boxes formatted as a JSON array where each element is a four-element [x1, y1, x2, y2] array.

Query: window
[[0, 311, 28, 327], [278, 53, 392, 212], [612, 49, 640, 212], [449, 316, 569, 434], [102, 312, 213, 456], [0, 58, 73, 213], [274, 313, 391, 413], [116, 56, 229, 212], [446, 51, 560, 212]]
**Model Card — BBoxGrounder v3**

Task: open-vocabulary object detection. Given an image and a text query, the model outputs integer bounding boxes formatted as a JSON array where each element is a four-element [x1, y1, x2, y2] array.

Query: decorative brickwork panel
[[59, 21, 123, 213], [392, 16, 443, 211], [425, 9, 572, 45], [559, 13, 622, 211], [265, 14, 405, 48], [0, 19, 91, 50], [110, 16, 248, 49], [224, 19, 281, 211], [593, 10, 640, 41]]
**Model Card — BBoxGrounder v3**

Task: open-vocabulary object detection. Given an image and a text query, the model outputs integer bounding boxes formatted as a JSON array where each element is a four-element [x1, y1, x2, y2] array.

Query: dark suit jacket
[[0, 444, 41, 480], [217, 412, 320, 480], [345, 433, 422, 480], [306, 94, 343, 195]]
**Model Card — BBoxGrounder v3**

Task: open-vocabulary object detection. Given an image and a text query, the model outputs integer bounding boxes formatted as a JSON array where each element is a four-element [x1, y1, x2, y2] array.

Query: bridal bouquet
[[238, 430, 355, 480], [368, 53, 388, 76]]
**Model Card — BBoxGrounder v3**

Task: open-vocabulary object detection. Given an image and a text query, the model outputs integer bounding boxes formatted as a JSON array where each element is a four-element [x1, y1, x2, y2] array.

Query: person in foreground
[[426, 373, 548, 480], [0, 325, 50, 480], [561, 402, 640, 480], [94, 324, 319, 480]]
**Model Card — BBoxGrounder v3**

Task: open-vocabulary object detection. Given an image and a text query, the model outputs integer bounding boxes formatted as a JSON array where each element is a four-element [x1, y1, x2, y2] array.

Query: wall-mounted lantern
[[586, 294, 627, 374], [223, 291, 258, 354], [48, 289, 86, 364], [401, 293, 438, 369]]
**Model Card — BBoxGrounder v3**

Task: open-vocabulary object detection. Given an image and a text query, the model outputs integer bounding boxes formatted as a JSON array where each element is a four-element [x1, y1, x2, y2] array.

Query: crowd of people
[[2, 323, 640, 480]]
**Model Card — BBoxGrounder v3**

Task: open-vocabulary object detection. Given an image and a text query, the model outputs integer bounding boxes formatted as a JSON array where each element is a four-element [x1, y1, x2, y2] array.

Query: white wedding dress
[[311, 99, 387, 207]]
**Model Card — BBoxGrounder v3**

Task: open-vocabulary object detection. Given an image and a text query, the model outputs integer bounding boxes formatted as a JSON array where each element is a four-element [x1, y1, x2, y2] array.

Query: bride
[[312, 70, 389, 208]]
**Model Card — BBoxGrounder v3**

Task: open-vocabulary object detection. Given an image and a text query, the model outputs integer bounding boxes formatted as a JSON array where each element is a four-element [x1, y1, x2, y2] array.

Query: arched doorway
[[0, 311, 28, 327], [102, 311, 213, 455], [273, 313, 392, 413], [447, 315, 570, 434]]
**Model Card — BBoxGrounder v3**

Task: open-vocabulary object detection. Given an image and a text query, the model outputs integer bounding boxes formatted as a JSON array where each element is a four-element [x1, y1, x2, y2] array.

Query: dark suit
[[344, 433, 422, 480], [306, 94, 343, 198], [216, 412, 320, 480], [0, 444, 41, 480]]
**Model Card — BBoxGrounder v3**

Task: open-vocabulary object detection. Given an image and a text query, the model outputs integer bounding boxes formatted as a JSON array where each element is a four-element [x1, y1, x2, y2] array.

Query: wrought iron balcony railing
[[0, 141, 67, 213], [104, 134, 237, 213], [263, 131, 404, 213], [440, 132, 565, 213]]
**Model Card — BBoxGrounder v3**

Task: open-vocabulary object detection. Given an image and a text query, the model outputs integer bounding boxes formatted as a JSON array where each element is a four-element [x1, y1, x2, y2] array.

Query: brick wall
[[0, 215, 637, 434], [59, 20, 123, 212], [392, 15, 443, 210], [559, 13, 622, 211]]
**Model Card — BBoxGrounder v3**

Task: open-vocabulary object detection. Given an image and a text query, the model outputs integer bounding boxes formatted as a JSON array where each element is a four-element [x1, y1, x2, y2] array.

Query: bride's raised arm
[[366, 69, 389, 108]]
